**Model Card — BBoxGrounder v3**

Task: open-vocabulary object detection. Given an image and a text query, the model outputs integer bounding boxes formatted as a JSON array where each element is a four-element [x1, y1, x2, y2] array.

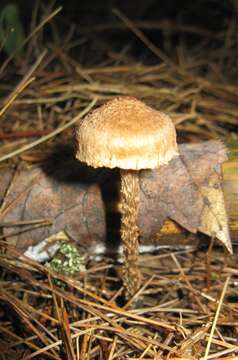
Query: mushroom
[[75, 97, 178, 297]]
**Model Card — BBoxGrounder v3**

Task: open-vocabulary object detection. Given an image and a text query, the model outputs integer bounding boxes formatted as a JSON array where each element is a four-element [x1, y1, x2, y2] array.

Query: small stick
[[203, 276, 230, 360], [0, 222, 52, 240], [206, 237, 215, 291], [108, 336, 118, 360], [0, 129, 51, 140], [0, 218, 53, 227]]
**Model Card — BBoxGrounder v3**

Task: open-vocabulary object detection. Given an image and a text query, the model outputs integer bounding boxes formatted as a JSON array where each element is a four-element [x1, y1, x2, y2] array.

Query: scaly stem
[[120, 169, 141, 298]]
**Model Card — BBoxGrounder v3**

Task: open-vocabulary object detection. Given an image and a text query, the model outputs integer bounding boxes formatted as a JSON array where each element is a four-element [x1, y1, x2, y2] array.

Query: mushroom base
[[120, 169, 141, 298]]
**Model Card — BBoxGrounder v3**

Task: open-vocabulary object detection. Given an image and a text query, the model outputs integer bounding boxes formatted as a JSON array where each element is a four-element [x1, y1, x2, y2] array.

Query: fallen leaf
[[139, 141, 232, 253], [0, 141, 232, 253], [199, 172, 231, 253], [0, 149, 106, 251]]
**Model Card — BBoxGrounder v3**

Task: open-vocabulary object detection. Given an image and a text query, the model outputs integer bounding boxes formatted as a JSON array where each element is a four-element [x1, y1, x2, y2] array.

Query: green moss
[[46, 242, 85, 276]]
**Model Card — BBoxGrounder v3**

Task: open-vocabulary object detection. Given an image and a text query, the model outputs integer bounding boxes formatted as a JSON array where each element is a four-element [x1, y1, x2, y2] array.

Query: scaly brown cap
[[75, 97, 178, 170]]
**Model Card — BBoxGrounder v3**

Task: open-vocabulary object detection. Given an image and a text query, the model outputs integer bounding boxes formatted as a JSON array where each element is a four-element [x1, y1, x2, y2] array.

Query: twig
[[0, 219, 53, 227], [0, 129, 52, 139], [203, 276, 230, 360]]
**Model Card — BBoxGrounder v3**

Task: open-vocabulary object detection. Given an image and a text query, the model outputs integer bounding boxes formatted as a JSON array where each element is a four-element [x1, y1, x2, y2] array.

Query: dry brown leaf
[[0, 151, 106, 251], [139, 140, 232, 252], [199, 173, 231, 253], [0, 141, 231, 253]]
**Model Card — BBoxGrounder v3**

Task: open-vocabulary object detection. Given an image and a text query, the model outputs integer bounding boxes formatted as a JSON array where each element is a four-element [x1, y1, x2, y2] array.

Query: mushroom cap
[[75, 97, 178, 170]]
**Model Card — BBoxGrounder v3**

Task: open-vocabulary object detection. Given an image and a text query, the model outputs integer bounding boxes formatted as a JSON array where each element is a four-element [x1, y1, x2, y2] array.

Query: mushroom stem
[[120, 169, 141, 297]]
